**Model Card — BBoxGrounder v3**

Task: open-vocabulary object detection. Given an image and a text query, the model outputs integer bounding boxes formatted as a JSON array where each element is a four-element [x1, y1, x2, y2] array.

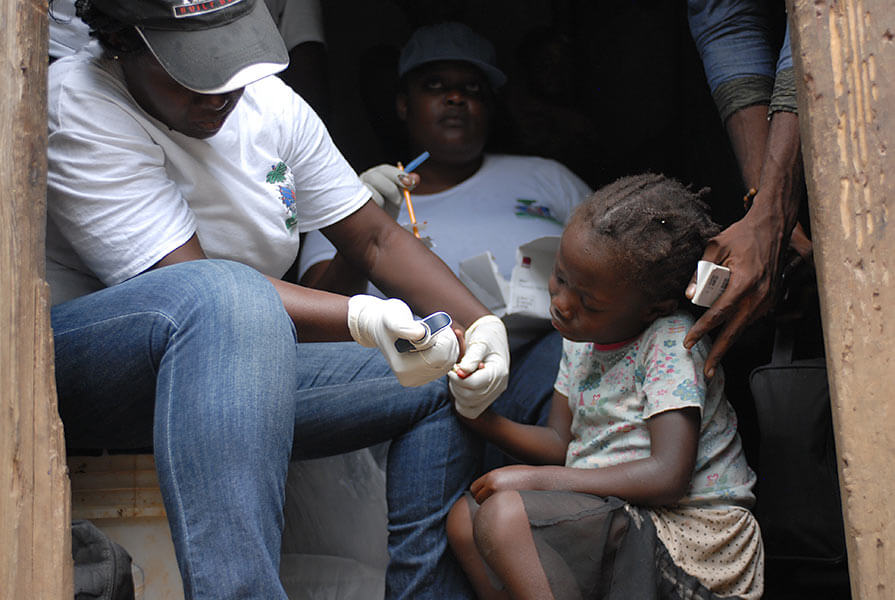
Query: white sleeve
[[47, 79, 196, 286], [265, 78, 370, 233], [48, 0, 91, 58]]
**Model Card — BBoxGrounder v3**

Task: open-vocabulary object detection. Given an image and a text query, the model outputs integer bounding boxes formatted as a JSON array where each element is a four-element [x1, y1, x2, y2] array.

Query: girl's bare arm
[[470, 407, 700, 507], [456, 390, 573, 466]]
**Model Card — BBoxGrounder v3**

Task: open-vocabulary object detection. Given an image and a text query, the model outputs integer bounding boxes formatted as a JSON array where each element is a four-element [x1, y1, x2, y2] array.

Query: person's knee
[[405, 376, 453, 418], [160, 261, 299, 416], [187, 259, 278, 309], [178, 260, 293, 338], [447, 496, 474, 550], [473, 490, 527, 553]]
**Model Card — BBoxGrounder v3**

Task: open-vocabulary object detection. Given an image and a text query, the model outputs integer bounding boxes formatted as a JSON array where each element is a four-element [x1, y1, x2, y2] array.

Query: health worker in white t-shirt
[[46, 1, 508, 599], [299, 23, 593, 472]]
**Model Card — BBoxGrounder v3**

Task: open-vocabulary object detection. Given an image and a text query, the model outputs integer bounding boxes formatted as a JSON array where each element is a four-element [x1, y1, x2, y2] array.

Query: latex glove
[[348, 295, 459, 387], [448, 315, 510, 418], [359, 164, 416, 220]]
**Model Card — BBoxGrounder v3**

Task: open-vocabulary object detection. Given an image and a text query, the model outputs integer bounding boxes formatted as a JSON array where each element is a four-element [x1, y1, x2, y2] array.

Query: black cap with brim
[[94, 0, 289, 94]]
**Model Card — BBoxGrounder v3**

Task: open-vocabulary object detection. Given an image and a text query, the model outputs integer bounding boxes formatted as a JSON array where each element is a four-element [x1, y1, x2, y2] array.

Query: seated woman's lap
[[51, 258, 463, 460], [52, 259, 297, 451], [51, 258, 479, 599]]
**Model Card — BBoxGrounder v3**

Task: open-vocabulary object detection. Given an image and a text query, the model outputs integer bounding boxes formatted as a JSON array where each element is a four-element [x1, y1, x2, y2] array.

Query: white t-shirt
[[48, 0, 91, 59], [556, 312, 756, 508], [46, 42, 369, 305], [298, 154, 592, 286]]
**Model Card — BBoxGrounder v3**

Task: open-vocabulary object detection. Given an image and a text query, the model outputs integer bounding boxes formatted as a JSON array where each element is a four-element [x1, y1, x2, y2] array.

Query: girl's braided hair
[[572, 173, 721, 306], [72, 0, 147, 54]]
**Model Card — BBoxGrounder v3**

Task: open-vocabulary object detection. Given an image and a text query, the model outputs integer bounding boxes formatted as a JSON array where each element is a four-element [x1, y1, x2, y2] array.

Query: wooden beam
[[787, 1, 895, 598], [0, 0, 72, 598]]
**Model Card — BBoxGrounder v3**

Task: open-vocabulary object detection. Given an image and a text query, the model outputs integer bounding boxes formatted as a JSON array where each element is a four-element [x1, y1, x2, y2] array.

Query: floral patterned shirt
[[555, 311, 756, 508]]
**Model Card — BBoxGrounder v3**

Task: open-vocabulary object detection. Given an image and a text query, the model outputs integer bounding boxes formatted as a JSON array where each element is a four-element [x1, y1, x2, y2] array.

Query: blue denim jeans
[[687, 0, 792, 92], [52, 260, 477, 599]]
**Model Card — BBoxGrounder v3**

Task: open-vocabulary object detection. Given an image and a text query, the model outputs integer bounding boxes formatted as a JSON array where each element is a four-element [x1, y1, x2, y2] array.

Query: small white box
[[691, 260, 730, 307], [458, 236, 558, 333]]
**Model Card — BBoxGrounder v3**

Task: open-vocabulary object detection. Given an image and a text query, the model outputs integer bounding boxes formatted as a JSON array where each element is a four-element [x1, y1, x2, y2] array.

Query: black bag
[[748, 322, 847, 564], [72, 520, 136, 600]]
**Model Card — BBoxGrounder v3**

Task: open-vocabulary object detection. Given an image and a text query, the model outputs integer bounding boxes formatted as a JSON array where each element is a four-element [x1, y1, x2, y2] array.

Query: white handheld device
[[394, 311, 453, 353], [691, 261, 731, 307]]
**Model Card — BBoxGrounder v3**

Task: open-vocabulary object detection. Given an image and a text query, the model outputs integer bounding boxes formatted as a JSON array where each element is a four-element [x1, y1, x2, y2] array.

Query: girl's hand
[[470, 465, 548, 504]]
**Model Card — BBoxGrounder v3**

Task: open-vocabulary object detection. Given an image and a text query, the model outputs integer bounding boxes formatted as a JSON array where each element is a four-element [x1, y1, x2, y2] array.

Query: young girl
[[447, 173, 763, 600]]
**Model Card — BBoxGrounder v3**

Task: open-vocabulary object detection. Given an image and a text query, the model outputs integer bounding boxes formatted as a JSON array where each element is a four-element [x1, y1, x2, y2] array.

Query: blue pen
[[403, 150, 430, 173]]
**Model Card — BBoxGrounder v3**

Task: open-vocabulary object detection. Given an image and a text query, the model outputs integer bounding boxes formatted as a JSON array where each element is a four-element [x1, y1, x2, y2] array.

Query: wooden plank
[[787, 1, 895, 598], [0, 0, 72, 598]]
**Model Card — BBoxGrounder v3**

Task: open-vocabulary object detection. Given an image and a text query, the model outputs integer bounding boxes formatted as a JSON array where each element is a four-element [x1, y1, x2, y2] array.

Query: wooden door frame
[[789, 1, 895, 598], [0, 1, 72, 598]]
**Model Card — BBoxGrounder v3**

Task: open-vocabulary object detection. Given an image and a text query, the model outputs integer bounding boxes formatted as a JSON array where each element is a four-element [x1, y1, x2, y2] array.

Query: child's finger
[[469, 476, 484, 496], [453, 327, 466, 357], [452, 361, 486, 379]]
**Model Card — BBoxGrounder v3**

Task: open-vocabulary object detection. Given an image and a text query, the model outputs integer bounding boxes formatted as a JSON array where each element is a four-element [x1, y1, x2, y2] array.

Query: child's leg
[[447, 496, 511, 600], [469, 491, 556, 600]]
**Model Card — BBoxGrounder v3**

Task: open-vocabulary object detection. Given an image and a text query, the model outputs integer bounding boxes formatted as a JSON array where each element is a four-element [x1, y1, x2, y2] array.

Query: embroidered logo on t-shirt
[[515, 199, 559, 223], [266, 161, 298, 230]]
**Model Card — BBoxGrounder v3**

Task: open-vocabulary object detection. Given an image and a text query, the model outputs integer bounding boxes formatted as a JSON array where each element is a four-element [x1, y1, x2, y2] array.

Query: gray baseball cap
[[398, 22, 507, 89], [91, 0, 289, 93]]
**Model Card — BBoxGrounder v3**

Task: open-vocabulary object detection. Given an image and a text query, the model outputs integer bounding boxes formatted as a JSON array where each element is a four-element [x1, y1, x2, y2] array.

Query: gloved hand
[[359, 164, 417, 220], [448, 315, 510, 418], [348, 295, 459, 387]]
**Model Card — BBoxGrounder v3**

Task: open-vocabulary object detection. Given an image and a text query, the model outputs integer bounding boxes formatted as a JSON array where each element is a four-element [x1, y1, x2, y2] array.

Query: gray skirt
[[466, 490, 731, 600]]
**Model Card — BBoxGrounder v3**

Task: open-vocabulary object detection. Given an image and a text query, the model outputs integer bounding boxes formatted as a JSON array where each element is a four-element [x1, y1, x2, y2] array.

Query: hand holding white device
[[690, 260, 731, 307], [348, 295, 459, 387], [448, 315, 510, 419], [394, 312, 453, 353]]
